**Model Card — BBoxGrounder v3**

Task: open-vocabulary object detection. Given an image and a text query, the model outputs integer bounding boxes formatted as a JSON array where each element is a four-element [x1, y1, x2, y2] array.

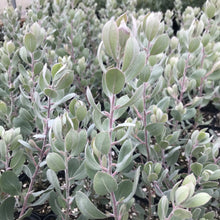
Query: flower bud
[[46, 152, 65, 172], [143, 13, 160, 41], [0, 100, 7, 115], [169, 56, 178, 66], [78, 56, 86, 72], [6, 41, 15, 55], [205, 1, 215, 19], [118, 21, 130, 50], [175, 102, 186, 114], [150, 114, 157, 123], [170, 36, 179, 50], [156, 108, 163, 121], [154, 163, 162, 175]]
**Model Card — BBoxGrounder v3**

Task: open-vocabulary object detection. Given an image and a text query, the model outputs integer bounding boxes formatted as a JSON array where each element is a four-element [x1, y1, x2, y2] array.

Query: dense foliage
[[0, 0, 219, 219]]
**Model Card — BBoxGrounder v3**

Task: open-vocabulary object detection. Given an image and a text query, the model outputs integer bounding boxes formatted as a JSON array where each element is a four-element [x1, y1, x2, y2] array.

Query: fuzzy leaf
[[24, 33, 37, 53], [116, 140, 134, 172], [93, 171, 118, 195], [189, 38, 200, 53], [209, 170, 220, 181], [146, 123, 165, 137], [183, 193, 211, 208], [150, 34, 169, 55], [120, 85, 144, 108], [95, 132, 111, 155], [158, 195, 168, 220], [143, 14, 160, 41], [10, 150, 26, 170], [65, 128, 79, 152], [105, 68, 125, 94], [46, 169, 61, 193], [191, 162, 203, 177], [173, 208, 192, 219], [175, 185, 189, 205], [123, 166, 140, 203], [122, 37, 145, 82], [86, 87, 103, 116], [54, 71, 74, 90], [115, 180, 133, 201], [0, 171, 21, 195], [51, 63, 63, 78], [102, 20, 119, 61], [75, 191, 107, 219], [19, 46, 28, 63], [122, 37, 139, 72], [44, 88, 57, 98], [0, 197, 16, 220], [85, 145, 101, 171], [46, 153, 65, 172], [73, 129, 87, 156]]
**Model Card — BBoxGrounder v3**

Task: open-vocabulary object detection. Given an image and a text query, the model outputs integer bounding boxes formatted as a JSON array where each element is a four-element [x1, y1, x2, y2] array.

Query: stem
[[30, 53, 36, 102], [7, 64, 17, 127], [179, 53, 190, 102], [200, 46, 205, 68], [143, 83, 150, 161], [108, 94, 119, 220], [153, 181, 164, 196], [142, 82, 153, 219], [5, 144, 10, 170], [19, 97, 51, 217], [147, 185, 152, 220], [111, 191, 119, 220], [187, 142, 198, 174], [64, 152, 70, 220], [108, 94, 115, 174]]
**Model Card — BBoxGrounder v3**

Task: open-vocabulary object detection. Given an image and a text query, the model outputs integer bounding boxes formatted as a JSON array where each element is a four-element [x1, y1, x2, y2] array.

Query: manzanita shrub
[[0, 0, 219, 219]]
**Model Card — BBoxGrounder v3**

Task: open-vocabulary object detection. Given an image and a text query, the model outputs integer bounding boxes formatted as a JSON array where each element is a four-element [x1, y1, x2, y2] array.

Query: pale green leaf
[[46, 153, 65, 172], [183, 193, 211, 208], [150, 34, 169, 55], [158, 195, 168, 220], [24, 33, 37, 53], [75, 191, 107, 219], [102, 20, 119, 61], [105, 68, 125, 94], [93, 171, 118, 195], [95, 132, 110, 155]]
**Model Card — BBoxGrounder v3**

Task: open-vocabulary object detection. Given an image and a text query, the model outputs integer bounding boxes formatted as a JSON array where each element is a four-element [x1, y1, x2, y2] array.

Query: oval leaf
[[95, 132, 111, 155], [65, 128, 79, 152], [209, 169, 220, 181], [115, 180, 133, 201], [75, 191, 107, 219], [102, 20, 119, 61], [105, 68, 125, 94], [44, 88, 57, 98], [85, 145, 101, 171], [158, 195, 169, 220], [0, 197, 16, 220], [93, 171, 118, 195], [24, 33, 37, 53], [175, 185, 189, 205], [54, 71, 74, 90], [173, 208, 192, 219], [122, 36, 139, 72], [189, 38, 200, 53], [146, 123, 165, 137], [46, 169, 61, 193], [46, 152, 65, 172], [150, 34, 169, 55], [0, 171, 21, 195], [183, 193, 211, 208], [123, 166, 140, 203]]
